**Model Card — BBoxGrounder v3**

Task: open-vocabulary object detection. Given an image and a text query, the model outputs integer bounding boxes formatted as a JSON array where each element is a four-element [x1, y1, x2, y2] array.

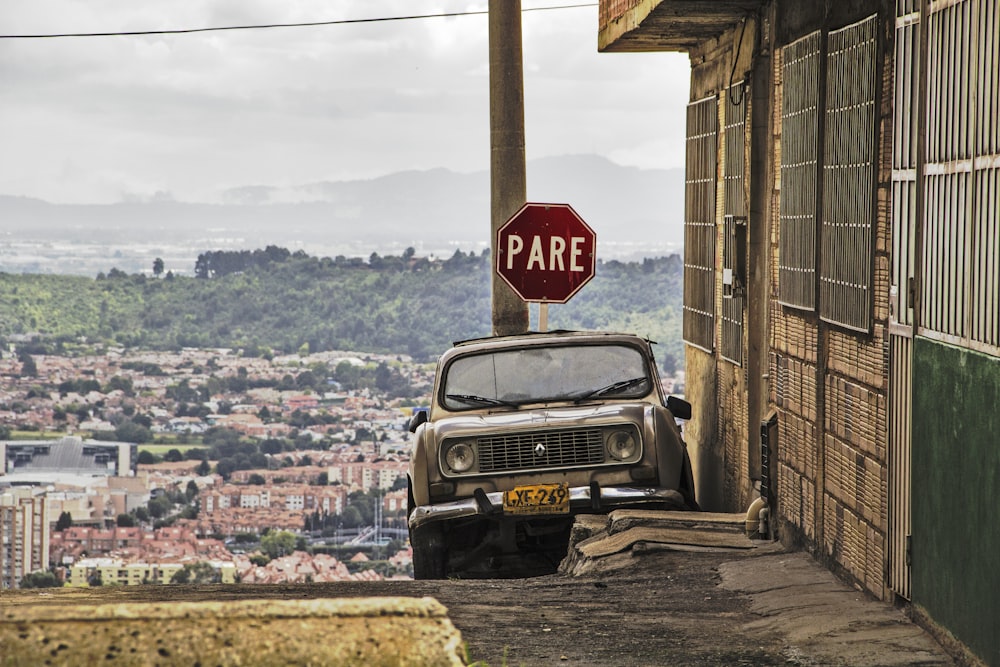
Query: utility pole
[[489, 0, 530, 335]]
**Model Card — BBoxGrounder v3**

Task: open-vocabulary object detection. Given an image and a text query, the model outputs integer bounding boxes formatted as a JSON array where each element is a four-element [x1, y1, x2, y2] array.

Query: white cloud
[[1, 1, 690, 203]]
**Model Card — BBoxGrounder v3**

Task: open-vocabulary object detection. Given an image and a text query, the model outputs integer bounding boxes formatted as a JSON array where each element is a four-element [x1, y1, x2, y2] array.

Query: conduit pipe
[[745, 496, 769, 538]]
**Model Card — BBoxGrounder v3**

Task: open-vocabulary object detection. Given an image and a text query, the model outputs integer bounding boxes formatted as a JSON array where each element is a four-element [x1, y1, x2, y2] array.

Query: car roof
[[450, 330, 656, 349]]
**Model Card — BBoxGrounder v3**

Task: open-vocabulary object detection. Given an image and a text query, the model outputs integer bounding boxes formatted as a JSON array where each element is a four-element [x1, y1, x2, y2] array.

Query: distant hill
[[0, 249, 684, 370], [0, 155, 684, 276]]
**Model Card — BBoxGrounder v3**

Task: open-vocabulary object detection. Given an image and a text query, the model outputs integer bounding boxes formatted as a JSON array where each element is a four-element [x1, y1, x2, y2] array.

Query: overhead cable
[[0, 3, 597, 39]]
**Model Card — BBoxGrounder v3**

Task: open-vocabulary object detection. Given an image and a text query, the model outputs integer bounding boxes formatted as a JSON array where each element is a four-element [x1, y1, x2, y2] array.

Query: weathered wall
[[685, 346, 723, 511], [685, 21, 761, 515], [679, 0, 895, 598], [767, 2, 894, 599], [912, 338, 1000, 667]]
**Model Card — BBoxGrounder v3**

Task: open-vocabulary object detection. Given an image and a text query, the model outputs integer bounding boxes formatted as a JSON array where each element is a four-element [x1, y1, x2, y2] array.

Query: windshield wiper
[[446, 394, 517, 407], [573, 376, 648, 403]]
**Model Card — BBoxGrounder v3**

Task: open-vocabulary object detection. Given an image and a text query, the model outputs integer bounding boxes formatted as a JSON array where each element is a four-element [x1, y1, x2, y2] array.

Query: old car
[[406, 330, 697, 578]]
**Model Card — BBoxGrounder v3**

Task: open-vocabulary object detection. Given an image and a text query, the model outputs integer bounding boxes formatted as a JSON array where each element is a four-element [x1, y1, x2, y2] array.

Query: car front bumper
[[408, 485, 686, 530]]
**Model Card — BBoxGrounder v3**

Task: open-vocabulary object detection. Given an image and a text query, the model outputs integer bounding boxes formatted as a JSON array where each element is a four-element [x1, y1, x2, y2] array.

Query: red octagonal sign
[[496, 202, 596, 303]]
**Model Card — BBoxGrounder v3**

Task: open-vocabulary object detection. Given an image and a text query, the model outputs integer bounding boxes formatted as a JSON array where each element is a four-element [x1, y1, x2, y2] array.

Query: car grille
[[477, 429, 606, 473]]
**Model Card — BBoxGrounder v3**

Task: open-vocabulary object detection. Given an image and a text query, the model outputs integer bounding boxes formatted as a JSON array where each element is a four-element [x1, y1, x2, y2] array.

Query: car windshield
[[441, 343, 652, 410]]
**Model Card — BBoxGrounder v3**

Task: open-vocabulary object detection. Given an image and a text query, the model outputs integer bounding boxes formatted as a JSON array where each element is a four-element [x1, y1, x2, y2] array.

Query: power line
[[0, 4, 597, 39]]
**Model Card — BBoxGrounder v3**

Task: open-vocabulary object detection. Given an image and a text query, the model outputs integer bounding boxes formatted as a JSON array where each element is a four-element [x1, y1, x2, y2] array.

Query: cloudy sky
[[1, 1, 690, 205]]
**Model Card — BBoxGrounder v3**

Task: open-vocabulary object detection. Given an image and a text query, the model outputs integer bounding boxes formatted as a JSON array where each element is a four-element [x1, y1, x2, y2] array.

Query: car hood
[[428, 402, 653, 440]]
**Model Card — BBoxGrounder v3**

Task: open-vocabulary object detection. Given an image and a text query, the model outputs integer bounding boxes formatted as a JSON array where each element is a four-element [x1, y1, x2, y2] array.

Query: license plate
[[502, 483, 570, 515]]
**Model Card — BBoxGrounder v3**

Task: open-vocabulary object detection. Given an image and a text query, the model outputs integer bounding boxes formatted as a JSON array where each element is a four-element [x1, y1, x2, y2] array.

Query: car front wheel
[[410, 522, 447, 579], [408, 477, 447, 579]]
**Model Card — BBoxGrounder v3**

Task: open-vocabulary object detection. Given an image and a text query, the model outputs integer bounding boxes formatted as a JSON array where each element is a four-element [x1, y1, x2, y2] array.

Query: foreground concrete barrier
[[0, 596, 466, 666]]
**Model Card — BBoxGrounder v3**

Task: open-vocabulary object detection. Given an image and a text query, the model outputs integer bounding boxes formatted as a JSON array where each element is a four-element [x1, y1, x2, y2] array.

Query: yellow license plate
[[502, 483, 570, 515]]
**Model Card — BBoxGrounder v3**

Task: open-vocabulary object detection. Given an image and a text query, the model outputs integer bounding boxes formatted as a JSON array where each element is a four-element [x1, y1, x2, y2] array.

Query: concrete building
[[598, 1, 998, 664], [1, 437, 136, 482], [0, 488, 49, 589], [67, 558, 237, 586]]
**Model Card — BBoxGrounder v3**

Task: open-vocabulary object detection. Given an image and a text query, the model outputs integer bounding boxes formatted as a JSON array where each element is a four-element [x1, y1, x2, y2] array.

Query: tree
[[185, 479, 199, 501], [259, 530, 297, 559], [340, 505, 363, 529], [136, 450, 157, 465], [116, 513, 135, 527], [172, 562, 218, 585], [147, 494, 173, 519], [170, 567, 190, 584], [104, 375, 134, 395], [215, 458, 236, 480], [164, 448, 184, 463], [153, 257, 165, 276], [20, 571, 61, 589], [196, 460, 211, 476], [18, 352, 37, 378], [115, 418, 153, 444], [247, 473, 266, 486], [55, 511, 73, 532]]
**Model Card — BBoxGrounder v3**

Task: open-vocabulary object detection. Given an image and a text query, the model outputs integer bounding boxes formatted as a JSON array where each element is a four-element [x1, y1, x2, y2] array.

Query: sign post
[[495, 203, 596, 330]]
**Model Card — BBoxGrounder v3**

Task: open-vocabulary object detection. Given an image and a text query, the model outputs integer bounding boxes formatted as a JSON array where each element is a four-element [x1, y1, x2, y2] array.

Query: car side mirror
[[408, 410, 429, 433], [667, 396, 691, 420]]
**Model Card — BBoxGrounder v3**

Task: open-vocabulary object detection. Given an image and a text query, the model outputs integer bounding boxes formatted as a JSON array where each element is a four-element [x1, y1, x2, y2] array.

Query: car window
[[441, 343, 651, 410]]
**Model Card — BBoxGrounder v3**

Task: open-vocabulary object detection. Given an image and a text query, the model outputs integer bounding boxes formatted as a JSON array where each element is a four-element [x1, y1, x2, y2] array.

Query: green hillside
[[0, 248, 683, 370]]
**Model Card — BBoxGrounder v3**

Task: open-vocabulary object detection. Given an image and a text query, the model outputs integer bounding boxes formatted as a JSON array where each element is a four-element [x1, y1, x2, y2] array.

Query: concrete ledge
[[605, 509, 749, 535], [560, 510, 756, 575], [0, 597, 466, 666]]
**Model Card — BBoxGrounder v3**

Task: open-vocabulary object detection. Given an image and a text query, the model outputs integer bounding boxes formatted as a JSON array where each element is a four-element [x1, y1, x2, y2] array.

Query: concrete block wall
[[767, 7, 894, 600]]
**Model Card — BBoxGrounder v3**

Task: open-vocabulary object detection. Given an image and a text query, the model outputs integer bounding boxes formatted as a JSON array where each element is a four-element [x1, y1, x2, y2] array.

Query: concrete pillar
[[489, 0, 530, 335]]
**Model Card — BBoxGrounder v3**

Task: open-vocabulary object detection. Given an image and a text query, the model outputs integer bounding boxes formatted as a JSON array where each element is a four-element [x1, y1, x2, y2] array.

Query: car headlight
[[444, 442, 476, 473], [606, 429, 638, 461]]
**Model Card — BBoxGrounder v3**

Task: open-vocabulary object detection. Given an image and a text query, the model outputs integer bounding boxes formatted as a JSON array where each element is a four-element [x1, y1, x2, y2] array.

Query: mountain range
[[0, 155, 684, 276]]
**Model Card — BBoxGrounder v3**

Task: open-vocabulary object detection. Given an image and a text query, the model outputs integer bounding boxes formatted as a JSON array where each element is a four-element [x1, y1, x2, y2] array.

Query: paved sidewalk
[[718, 549, 956, 666], [563, 509, 961, 666]]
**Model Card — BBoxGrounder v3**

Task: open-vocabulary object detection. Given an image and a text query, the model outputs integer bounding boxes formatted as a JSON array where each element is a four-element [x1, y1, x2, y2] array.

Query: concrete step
[[561, 510, 757, 575]]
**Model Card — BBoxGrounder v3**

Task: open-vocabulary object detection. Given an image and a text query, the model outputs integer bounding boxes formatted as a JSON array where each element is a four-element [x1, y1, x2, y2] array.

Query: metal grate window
[[722, 82, 748, 365], [778, 31, 822, 311], [820, 15, 879, 333], [922, 0, 1000, 353], [892, 7, 920, 328], [683, 95, 719, 353], [971, 0, 999, 350], [888, 0, 921, 605]]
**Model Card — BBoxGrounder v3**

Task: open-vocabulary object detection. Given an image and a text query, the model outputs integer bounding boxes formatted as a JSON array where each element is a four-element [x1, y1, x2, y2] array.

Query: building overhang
[[599, 0, 766, 52]]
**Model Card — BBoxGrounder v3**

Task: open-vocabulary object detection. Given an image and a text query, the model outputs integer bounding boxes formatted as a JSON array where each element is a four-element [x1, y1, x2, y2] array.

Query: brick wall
[[768, 12, 893, 600]]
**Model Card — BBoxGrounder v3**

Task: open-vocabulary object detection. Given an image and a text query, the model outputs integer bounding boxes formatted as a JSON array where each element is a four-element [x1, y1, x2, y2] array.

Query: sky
[[0, 1, 690, 205]]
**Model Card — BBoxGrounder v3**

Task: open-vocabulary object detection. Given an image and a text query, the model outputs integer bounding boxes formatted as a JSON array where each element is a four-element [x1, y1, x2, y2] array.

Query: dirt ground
[[1, 547, 792, 666]]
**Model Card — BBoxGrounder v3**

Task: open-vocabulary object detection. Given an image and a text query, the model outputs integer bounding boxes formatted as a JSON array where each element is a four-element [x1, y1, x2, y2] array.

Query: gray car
[[407, 330, 696, 579]]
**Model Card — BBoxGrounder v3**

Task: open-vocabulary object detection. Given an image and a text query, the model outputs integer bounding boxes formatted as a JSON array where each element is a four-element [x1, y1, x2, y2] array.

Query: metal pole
[[489, 0, 529, 335]]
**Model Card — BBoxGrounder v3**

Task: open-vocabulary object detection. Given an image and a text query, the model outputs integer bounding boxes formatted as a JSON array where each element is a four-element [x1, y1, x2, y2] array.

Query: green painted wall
[[912, 337, 1000, 667]]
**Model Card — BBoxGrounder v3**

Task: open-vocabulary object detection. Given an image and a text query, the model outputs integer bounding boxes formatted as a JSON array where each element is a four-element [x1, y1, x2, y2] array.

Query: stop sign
[[496, 203, 596, 303]]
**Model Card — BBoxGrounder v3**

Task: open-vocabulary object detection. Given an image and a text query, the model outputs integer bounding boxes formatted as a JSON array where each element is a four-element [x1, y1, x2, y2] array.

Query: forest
[[0, 247, 684, 371]]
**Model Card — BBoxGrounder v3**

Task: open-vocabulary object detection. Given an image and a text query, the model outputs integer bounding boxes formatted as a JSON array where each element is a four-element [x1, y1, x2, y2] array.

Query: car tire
[[410, 522, 447, 579], [680, 450, 700, 511], [407, 477, 447, 579]]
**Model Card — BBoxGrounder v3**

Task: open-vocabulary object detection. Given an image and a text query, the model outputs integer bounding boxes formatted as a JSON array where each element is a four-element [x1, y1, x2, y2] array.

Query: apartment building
[[68, 558, 236, 586], [0, 488, 49, 589]]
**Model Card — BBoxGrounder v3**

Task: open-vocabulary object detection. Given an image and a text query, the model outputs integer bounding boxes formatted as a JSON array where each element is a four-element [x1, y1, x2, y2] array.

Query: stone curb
[[0, 596, 467, 666]]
